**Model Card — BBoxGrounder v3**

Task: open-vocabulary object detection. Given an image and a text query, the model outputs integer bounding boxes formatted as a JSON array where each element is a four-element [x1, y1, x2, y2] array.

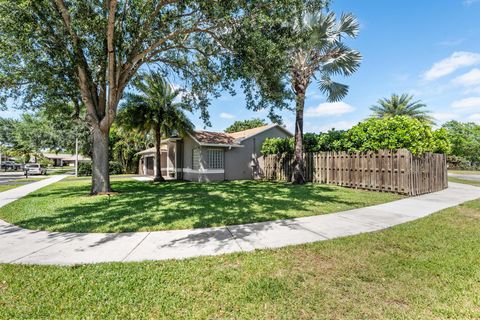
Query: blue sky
[[2, 0, 480, 133], [193, 0, 480, 132]]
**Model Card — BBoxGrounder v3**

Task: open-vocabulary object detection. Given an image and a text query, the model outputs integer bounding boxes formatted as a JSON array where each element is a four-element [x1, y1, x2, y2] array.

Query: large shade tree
[[117, 73, 193, 182], [0, 0, 303, 193], [370, 93, 433, 123], [288, 10, 362, 184]]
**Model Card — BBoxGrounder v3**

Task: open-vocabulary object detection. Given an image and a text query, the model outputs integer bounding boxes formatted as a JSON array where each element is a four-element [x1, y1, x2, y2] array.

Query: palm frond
[[319, 75, 349, 102], [369, 93, 433, 123]]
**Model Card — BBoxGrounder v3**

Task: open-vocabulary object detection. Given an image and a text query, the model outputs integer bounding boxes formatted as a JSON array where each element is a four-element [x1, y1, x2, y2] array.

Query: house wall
[[139, 126, 291, 182], [181, 135, 198, 181], [181, 136, 226, 182], [225, 126, 292, 180], [167, 142, 175, 178]]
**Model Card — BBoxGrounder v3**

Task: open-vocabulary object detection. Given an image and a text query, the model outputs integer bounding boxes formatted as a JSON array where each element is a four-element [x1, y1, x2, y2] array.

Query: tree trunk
[[91, 126, 111, 194], [292, 90, 306, 184], [153, 125, 165, 182]]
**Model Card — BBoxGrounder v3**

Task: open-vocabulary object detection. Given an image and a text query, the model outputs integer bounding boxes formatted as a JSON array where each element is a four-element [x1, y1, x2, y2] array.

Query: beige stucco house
[[137, 124, 292, 181], [39, 153, 91, 167]]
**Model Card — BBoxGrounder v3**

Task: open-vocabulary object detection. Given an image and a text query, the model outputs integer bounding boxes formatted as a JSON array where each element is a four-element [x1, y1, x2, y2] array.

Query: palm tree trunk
[[292, 90, 306, 184], [154, 124, 165, 182]]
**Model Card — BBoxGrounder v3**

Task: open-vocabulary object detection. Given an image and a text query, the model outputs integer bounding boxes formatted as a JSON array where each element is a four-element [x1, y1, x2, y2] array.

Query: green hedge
[[262, 116, 451, 156], [344, 116, 451, 155], [77, 161, 125, 177]]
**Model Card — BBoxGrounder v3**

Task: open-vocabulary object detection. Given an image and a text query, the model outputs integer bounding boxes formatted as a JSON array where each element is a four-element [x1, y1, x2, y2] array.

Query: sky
[[191, 0, 480, 132], [2, 0, 480, 133]]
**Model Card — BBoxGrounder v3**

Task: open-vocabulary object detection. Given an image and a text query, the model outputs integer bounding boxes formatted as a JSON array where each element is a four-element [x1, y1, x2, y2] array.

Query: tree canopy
[[442, 120, 480, 165], [0, 0, 310, 192], [0, 110, 90, 162], [224, 118, 268, 133], [117, 72, 193, 181]]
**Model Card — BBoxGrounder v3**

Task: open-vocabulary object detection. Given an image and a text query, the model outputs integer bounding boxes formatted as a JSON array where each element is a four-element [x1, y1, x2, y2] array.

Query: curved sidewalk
[[0, 179, 479, 265]]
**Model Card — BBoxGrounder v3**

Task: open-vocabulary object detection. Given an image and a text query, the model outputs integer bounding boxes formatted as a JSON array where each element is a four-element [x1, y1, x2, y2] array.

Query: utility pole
[[75, 136, 79, 177]]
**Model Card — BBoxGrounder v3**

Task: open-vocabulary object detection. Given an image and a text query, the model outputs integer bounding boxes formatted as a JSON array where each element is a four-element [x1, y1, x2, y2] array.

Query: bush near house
[[262, 116, 450, 155], [77, 161, 124, 177], [261, 129, 347, 155], [344, 116, 450, 155]]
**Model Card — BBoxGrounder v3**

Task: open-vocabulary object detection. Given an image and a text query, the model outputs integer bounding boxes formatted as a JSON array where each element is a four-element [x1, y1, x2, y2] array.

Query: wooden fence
[[263, 149, 448, 196]]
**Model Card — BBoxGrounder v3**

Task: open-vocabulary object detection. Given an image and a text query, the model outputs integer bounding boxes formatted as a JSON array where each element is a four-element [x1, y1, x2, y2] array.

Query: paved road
[[448, 173, 480, 182], [0, 177, 479, 265], [0, 172, 29, 184]]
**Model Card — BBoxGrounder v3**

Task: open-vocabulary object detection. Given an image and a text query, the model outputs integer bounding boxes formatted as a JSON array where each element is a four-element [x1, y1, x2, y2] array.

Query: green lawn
[[0, 178, 402, 232], [0, 184, 19, 192], [1, 197, 479, 319]]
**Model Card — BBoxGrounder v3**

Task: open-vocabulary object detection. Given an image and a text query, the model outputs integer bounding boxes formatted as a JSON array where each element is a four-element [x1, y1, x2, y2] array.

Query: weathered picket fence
[[263, 149, 448, 196]]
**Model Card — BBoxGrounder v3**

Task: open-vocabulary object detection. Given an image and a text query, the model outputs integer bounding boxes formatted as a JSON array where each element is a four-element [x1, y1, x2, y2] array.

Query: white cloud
[[305, 102, 355, 118], [306, 91, 323, 100], [464, 86, 480, 94], [432, 112, 459, 122], [219, 112, 235, 119], [304, 120, 359, 133], [464, 0, 480, 5], [452, 96, 480, 109], [422, 52, 480, 81], [468, 113, 480, 123], [452, 68, 480, 87]]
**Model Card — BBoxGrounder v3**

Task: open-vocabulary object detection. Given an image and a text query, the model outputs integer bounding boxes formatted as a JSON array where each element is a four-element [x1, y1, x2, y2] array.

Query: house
[[137, 124, 293, 181], [40, 153, 91, 167]]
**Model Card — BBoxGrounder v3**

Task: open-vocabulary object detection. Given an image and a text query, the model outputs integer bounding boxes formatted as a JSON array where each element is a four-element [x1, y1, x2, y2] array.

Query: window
[[207, 148, 224, 169], [192, 148, 201, 170]]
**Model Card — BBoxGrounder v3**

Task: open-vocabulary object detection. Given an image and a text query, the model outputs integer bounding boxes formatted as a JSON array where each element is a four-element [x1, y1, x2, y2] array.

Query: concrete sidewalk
[[0, 180, 479, 265], [0, 175, 68, 208]]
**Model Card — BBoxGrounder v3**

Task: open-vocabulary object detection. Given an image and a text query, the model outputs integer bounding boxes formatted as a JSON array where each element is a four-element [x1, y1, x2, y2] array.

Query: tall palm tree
[[118, 72, 193, 182], [289, 10, 362, 184], [370, 94, 433, 123]]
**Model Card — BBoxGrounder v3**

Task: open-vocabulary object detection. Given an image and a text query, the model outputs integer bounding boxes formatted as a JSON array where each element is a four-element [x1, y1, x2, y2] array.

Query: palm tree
[[118, 72, 193, 182], [289, 10, 362, 184], [370, 94, 433, 123]]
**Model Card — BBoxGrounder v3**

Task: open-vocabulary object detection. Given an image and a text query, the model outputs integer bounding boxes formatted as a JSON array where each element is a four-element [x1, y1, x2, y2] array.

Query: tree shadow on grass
[[12, 180, 379, 233]]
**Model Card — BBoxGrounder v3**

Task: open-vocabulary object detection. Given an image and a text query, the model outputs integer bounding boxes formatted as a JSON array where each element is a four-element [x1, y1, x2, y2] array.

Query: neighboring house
[[137, 124, 293, 181], [40, 153, 91, 167]]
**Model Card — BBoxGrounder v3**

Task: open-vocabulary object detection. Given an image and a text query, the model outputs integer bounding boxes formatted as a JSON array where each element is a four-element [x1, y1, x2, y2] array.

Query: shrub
[[261, 116, 451, 156], [345, 116, 450, 155], [77, 161, 125, 176], [77, 162, 92, 176], [109, 161, 124, 175], [36, 156, 54, 167], [447, 155, 479, 170], [261, 130, 348, 155], [261, 137, 294, 155]]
